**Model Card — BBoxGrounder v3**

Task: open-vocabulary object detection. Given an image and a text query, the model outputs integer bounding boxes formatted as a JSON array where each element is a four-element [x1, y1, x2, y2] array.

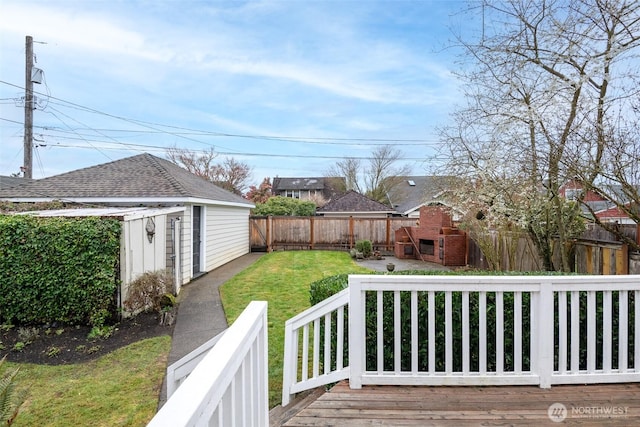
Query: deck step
[[269, 387, 326, 427]]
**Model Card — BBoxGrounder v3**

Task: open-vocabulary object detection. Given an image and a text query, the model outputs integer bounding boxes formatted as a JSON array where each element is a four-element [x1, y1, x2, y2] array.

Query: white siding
[[120, 214, 168, 309], [204, 205, 251, 271]]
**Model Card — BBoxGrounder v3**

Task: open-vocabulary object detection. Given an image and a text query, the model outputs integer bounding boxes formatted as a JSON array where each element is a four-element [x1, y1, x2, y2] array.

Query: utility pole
[[23, 35, 34, 179]]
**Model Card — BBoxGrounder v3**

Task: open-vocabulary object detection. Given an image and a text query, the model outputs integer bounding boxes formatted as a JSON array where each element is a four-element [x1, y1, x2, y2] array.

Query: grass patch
[[219, 251, 370, 408], [8, 336, 171, 427]]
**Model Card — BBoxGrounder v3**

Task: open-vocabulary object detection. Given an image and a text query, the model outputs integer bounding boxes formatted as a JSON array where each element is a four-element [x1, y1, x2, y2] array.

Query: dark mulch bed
[[0, 311, 174, 365]]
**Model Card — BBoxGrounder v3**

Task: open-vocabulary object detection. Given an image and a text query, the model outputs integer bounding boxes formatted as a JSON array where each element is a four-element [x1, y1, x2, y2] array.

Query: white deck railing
[[282, 275, 640, 406], [149, 301, 268, 427], [282, 288, 351, 406], [165, 330, 226, 399]]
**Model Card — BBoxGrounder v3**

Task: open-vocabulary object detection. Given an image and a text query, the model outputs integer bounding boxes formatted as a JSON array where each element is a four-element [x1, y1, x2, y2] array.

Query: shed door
[[193, 206, 202, 274]]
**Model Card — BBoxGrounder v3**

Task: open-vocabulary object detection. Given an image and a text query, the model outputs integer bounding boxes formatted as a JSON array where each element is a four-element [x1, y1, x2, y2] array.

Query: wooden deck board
[[281, 381, 640, 426]]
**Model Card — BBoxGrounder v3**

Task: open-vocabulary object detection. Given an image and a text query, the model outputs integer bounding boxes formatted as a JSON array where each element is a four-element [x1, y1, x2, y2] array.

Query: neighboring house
[[272, 177, 345, 202], [316, 190, 396, 218], [0, 153, 255, 288], [560, 180, 638, 225], [386, 176, 459, 218]]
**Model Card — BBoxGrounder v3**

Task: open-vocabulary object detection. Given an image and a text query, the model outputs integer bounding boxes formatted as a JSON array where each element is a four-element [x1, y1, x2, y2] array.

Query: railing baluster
[[571, 290, 580, 373], [462, 291, 470, 374], [587, 291, 596, 373], [603, 290, 612, 372], [445, 291, 452, 374], [619, 291, 628, 373], [394, 290, 401, 373], [514, 291, 522, 373], [428, 291, 436, 374], [411, 290, 418, 374], [496, 291, 504, 374], [479, 291, 486, 374], [313, 318, 320, 378], [633, 291, 640, 372], [377, 291, 383, 372], [337, 306, 344, 371], [558, 291, 567, 374], [302, 324, 309, 381], [324, 313, 331, 375]]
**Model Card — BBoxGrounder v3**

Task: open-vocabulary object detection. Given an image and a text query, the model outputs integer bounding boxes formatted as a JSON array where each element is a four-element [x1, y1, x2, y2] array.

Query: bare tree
[[327, 145, 411, 204], [327, 158, 361, 193], [440, 0, 640, 269], [166, 146, 252, 196]]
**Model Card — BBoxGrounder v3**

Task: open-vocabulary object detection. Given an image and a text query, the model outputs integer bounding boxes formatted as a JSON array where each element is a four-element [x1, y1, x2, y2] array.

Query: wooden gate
[[250, 217, 269, 251]]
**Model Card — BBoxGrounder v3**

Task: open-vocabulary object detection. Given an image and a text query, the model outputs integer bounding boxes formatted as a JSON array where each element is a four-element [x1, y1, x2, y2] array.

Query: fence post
[[538, 280, 554, 388], [349, 276, 364, 389]]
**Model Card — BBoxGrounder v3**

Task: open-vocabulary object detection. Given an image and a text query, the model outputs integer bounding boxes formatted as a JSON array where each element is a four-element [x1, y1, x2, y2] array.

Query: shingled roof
[[386, 176, 457, 215], [0, 153, 252, 207], [317, 190, 396, 214]]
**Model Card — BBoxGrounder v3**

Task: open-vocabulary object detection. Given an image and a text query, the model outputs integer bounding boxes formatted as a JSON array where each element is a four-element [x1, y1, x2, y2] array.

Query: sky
[[0, 0, 479, 189]]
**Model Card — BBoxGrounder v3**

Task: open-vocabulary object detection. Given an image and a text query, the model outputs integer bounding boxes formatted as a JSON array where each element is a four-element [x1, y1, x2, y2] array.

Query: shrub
[[123, 270, 175, 315], [251, 196, 316, 216], [355, 240, 372, 258], [309, 274, 350, 306], [0, 215, 121, 326]]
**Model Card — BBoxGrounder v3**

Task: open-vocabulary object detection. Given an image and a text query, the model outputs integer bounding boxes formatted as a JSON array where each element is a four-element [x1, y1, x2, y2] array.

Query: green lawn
[[4, 251, 367, 425], [8, 336, 171, 427], [219, 250, 371, 408]]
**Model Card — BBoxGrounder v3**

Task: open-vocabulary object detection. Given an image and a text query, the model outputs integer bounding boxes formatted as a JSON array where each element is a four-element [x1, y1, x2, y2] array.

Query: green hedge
[[310, 271, 635, 373], [0, 215, 121, 326]]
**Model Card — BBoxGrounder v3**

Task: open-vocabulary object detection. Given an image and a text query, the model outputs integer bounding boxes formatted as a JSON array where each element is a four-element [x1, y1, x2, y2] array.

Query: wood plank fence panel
[[250, 216, 416, 252]]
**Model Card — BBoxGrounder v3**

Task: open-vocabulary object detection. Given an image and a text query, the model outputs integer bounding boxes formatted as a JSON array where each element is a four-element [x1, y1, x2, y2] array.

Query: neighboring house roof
[[0, 153, 253, 208], [0, 176, 31, 190], [561, 180, 638, 223], [272, 176, 345, 197], [386, 176, 457, 216], [317, 190, 396, 215]]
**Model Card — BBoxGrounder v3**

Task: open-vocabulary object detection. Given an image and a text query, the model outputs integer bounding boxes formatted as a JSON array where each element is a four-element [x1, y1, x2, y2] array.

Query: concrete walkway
[[158, 252, 264, 406]]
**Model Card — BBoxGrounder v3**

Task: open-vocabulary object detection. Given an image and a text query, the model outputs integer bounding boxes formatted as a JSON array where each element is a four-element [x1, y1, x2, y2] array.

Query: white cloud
[[1, 3, 169, 62]]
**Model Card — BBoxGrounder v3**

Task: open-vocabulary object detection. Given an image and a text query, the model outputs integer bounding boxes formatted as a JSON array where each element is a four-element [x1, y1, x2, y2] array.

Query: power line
[[37, 142, 431, 161], [0, 79, 441, 146]]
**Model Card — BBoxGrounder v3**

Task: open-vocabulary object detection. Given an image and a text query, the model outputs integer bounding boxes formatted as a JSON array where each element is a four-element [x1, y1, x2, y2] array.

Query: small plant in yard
[[45, 346, 61, 358], [87, 345, 102, 354], [17, 327, 39, 345], [0, 356, 26, 426], [12, 342, 25, 352], [0, 324, 14, 333], [87, 325, 115, 340], [123, 269, 175, 316]]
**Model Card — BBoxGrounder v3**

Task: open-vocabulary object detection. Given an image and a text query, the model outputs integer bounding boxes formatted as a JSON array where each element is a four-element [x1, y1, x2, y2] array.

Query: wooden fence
[[250, 216, 416, 252], [465, 226, 634, 274], [250, 217, 636, 274]]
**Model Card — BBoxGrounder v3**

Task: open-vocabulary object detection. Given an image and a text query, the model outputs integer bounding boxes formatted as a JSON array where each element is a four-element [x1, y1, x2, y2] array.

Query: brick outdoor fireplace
[[394, 206, 467, 266]]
